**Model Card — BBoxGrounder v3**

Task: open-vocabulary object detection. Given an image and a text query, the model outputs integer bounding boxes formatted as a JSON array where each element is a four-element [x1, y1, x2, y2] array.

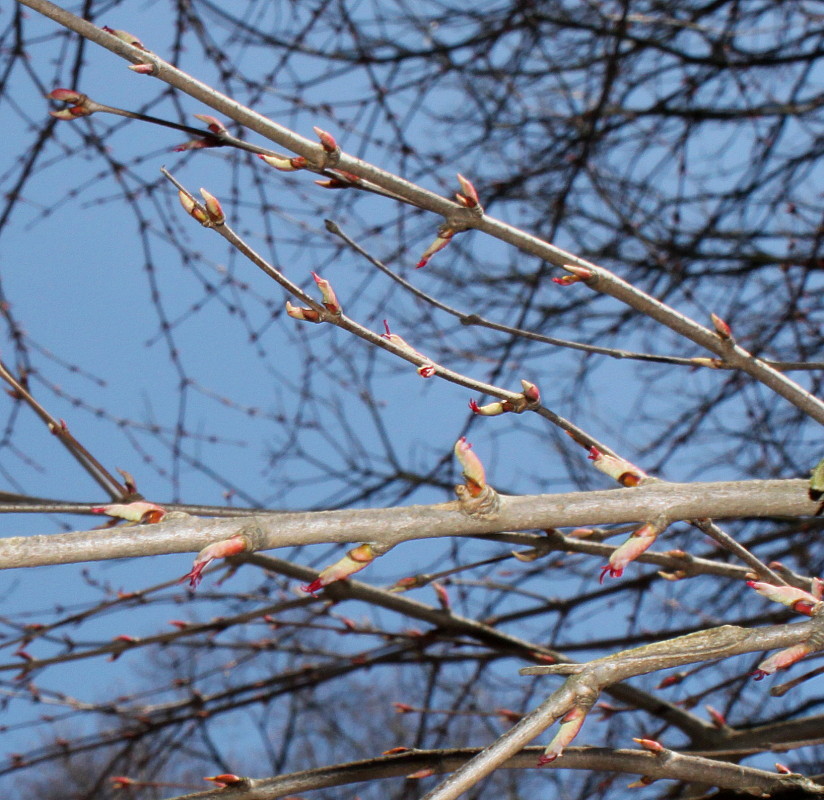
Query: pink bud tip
[[180, 563, 207, 589], [599, 564, 622, 584], [128, 63, 154, 74], [537, 754, 558, 766], [751, 669, 767, 681], [469, 399, 480, 413], [416, 257, 429, 269], [587, 446, 600, 460], [301, 579, 323, 595], [46, 88, 84, 102]]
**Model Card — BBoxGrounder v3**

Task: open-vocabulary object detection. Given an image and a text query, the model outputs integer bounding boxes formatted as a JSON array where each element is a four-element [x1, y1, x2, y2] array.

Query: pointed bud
[[432, 581, 451, 610], [285, 300, 321, 323], [752, 643, 812, 679], [588, 447, 648, 486], [203, 774, 245, 788], [313, 126, 338, 153], [746, 581, 820, 616], [174, 138, 219, 152], [416, 229, 455, 269], [49, 106, 91, 120], [626, 776, 657, 788], [496, 708, 523, 724], [128, 63, 155, 74], [199, 188, 225, 225], [258, 153, 306, 171], [690, 357, 723, 369], [46, 88, 84, 103], [633, 738, 665, 753], [455, 174, 480, 208], [705, 705, 727, 728], [454, 437, 486, 497], [599, 520, 664, 582], [92, 502, 166, 524], [710, 313, 734, 340], [300, 543, 376, 595], [553, 265, 593, 285], [194, 114, 228, 135], [520, 380, 540, 403], [315, 169, 361, 189], [181, 535, 248, 589], [656, 673, 685, 689], [311, 272, 341, 313], [178, 190, 209, 225], [538, 706, 587, 765], [406, 769, 435, 779], [469, 398, 507, 416]]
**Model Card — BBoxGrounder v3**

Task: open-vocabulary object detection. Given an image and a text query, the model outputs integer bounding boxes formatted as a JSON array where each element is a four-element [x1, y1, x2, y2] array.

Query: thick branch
[[0, 479, 813, 570]]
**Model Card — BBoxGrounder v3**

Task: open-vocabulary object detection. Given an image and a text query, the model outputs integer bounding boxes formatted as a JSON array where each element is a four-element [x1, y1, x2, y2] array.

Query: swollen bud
[[301, 543, 376, 595], [199, 188, 225, 225]]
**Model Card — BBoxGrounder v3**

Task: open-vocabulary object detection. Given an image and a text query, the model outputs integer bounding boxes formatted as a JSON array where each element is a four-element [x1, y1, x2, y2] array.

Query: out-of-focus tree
[[1, 1, 824, 798]]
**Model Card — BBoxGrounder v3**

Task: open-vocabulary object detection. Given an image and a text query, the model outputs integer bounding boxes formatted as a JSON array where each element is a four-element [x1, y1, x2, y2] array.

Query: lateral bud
[[258, 153, 307, 172], [553, 264, 594, 285], [587, 446, 648, 486]]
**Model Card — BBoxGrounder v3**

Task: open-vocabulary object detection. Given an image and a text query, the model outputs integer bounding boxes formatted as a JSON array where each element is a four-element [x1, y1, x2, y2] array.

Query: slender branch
[[17, 0, 824, 426], [0, 358, 128, 500]]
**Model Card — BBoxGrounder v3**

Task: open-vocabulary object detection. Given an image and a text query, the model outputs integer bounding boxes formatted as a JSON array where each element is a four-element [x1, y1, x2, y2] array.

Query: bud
[[92, 501, 166, 524], [301, 543, 376, 595], [588, 447, 647, 486], [538, 706, 587, 765], [520, 380, 540, 403], [258, 153, 307, 171], [454, 437, 486, 497], [705, 705, 727, 728], [553, 265, 594, 285], [46, 88, 84, 103], [313, 126, 338, 153], [752, 643, 812, 680], [181, 535, 248, 589], [204, 774, 245, 788], [194, 114, 228, 135], [315, 170, 362, 189], [599, 520, 664, 582], [178, 190, 209, 225], [311, 272, 341, 313], [469, 398, 506, 416], [416, 228, 455, 269], [455, 173, 480, 208], [746, 581, 820, 616], [128, 63, 155, 74], [632, 738, 665, 753], [199, 188, 225, 225], [285, 300, 321, 323], [710, 312, 734, 340], [432, 581, 451, 610]]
